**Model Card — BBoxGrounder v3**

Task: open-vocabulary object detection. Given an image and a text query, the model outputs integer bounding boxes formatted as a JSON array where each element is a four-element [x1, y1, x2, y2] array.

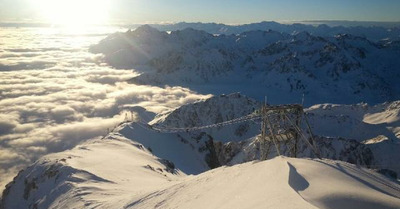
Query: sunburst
[[35, 0, 111, 26]]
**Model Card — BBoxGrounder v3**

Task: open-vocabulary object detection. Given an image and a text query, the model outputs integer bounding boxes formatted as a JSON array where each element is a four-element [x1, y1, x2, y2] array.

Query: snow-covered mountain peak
[[381, 38, 400, 50], [292, 30, 312, 40], [150, 93, 259, 128], [130, 24, 166, 39], [236, 30, 288, 50], [134, 24, 161, 33], [168, 27, 213, 47], [92, 26, 400, 104], [171, 27, 212, 38], [332, 33, 379, 53]]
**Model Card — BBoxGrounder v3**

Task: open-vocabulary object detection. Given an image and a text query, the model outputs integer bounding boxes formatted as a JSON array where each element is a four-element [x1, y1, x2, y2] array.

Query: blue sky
[[1, 0, 400, 24]]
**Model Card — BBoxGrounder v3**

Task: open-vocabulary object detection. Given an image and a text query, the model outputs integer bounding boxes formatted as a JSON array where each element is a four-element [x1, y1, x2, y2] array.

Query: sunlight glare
[[35, 0, 110, 26]]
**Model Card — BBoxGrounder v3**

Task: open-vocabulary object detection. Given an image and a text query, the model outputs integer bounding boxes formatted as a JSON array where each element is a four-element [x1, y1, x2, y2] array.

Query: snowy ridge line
[[137, 113, 261, 133]]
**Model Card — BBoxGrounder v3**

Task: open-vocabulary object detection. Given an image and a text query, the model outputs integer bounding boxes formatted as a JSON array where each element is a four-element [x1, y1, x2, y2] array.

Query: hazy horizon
[[1, 0, 400, 26], [1, 20, 400, 30]]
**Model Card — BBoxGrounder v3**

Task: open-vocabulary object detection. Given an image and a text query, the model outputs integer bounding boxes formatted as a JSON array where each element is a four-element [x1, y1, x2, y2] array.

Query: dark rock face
[[1, 163, 63, 209], [214, 141, 243, 165], [0, 169, 24, 209], [193, 132, 221, 169], [158, 159, 176, 173], [235, 124, 250, 137], [377, 169, 398, 180], [313, 137, 374, 167], [204, 136, 221, 169]]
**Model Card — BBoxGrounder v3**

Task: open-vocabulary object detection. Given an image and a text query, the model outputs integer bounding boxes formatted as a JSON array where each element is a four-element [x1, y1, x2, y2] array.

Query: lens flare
[[35, 0, 110, 26]]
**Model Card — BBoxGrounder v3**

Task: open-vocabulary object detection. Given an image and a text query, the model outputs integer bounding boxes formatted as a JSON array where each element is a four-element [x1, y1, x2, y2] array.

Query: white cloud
[[0, 149, 27, 164]]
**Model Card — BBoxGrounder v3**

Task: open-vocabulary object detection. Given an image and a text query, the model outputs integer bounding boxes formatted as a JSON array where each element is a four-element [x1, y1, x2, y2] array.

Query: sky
[[0, 0, 400, 25]]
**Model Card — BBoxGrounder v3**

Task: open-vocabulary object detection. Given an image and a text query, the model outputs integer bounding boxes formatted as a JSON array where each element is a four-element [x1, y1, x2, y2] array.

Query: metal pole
[[302, 110, 321, 158], [265, 114, 281, 156], [283, 111, 320, 159], [260, 105, 268, 160]]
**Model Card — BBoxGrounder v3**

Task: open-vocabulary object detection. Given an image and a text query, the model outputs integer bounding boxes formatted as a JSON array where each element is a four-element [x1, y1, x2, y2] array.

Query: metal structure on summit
[[258, 103, 320, 160], [135, 102, 321, 160]]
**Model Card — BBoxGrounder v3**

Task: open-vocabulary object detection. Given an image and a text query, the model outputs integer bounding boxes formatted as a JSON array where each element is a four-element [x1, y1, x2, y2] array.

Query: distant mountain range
[[126, 21, 400, 41], [289, 20, 400, 28], [90, 25, 400, 105]]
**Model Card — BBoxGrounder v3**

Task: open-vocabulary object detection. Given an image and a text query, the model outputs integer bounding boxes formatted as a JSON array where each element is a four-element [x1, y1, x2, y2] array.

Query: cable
[[146, 113, 261, 133]]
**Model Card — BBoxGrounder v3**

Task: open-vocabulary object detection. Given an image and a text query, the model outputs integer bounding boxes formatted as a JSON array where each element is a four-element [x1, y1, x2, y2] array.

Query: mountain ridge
[[90, 26, 400, 105], [130, 21, 400, 41]]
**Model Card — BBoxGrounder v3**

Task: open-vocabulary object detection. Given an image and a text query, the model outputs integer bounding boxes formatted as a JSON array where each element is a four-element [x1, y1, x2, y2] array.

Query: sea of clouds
[[0, 27, 210, 191]]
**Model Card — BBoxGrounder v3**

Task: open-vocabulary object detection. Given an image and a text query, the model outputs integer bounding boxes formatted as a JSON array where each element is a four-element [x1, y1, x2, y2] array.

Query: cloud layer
[[0, 27, 210, 191]]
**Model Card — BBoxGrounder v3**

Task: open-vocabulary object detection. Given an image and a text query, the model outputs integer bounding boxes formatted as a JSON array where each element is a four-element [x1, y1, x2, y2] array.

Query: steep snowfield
[[90, 26, 400, 105], [2, 134, 400, 209]]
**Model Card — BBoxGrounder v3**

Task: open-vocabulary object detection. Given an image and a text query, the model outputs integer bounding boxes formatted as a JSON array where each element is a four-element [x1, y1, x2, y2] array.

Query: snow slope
[[130, 157, 400, 209], [2, 136, 400, 209], [90, 26, 400, 105]]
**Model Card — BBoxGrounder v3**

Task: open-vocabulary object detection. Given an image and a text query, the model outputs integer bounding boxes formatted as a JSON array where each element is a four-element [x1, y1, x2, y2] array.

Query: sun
[[35, 0, 111, 26]]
